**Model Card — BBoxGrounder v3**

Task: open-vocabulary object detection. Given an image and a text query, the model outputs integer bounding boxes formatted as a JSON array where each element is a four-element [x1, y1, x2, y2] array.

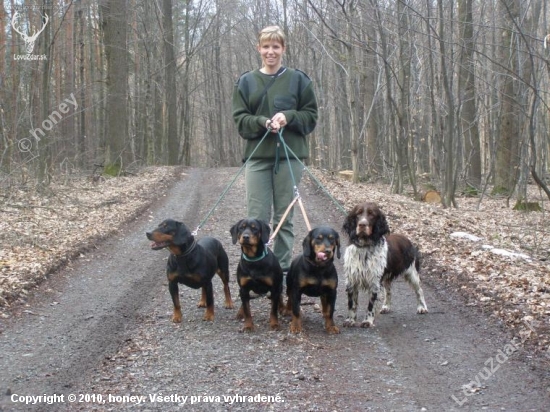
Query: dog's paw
[[269, 322, 280, 331], [417, 306, 429, 314], [225, 300, 235, 309], [197, 300, 207, 308], [342, 318, 356, 327], [241, 324, 255, 333], [203, 310, 214, 322], [172, 315, 182, 323], [326, 325, 340, 334], [360, 319, 374, 328], [380, 305, 391, 314], [289, 324, 302, 334]]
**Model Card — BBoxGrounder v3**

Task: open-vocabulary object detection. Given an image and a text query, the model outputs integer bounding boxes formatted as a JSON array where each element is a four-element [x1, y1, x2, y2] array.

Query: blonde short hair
[[258, 26, 286, 48]]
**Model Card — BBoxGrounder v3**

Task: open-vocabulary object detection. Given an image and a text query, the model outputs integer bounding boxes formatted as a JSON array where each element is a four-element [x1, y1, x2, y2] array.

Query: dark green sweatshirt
[[232, 68, 318, 160]]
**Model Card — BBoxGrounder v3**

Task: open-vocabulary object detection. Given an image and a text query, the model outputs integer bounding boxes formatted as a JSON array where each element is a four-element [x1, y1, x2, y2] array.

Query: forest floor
[[0, 166, 549, 411]]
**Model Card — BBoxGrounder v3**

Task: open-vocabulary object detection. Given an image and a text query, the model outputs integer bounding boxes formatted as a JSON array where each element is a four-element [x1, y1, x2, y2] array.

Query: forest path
[[0, 167, 548, 411]]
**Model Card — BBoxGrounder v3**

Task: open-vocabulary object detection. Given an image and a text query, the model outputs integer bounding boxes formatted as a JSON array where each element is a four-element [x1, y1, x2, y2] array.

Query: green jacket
[[232, 68, 318, 160]]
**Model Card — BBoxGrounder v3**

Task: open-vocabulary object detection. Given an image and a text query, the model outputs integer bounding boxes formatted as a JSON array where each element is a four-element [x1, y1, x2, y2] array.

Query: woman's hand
[[267, 113, 287, 132]]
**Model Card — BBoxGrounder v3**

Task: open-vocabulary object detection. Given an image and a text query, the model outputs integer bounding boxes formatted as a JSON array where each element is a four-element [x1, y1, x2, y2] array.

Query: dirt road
[[0, 168, 548, 411]]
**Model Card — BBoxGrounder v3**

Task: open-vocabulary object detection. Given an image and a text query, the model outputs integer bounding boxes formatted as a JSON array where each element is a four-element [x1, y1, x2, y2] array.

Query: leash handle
[[268, 195, 300, 245], [297, 196, 311, 232], [267, 190, 311, 245]]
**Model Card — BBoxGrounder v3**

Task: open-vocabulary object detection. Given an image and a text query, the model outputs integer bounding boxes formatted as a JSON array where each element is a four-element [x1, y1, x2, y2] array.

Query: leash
[[191, 129, 271, 236], [193, 127, 347, 240], [276, 134, 348, 216], [267, 130, 312, 245]]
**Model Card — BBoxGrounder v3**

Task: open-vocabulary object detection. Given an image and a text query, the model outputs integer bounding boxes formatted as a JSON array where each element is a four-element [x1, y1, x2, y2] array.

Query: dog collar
[[172, 239, 197, 257], [241, 249, 268, 262]]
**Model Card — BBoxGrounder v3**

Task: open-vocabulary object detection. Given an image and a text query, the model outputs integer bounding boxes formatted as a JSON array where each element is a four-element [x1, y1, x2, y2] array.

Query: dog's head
[[303, 226, 341, 264], [230, 218, 271, 258], [146, 219, 194, 255], [342, 202, 388, 246]]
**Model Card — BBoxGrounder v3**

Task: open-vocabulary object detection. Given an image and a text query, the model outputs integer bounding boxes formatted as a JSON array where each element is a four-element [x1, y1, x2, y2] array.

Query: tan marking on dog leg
[[290, 313, 302, 334], [197, 286, 207, 308]]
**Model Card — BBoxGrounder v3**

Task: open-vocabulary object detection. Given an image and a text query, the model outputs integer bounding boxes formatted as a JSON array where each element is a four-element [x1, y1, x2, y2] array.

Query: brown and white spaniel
[[342, 202, 428, 328]]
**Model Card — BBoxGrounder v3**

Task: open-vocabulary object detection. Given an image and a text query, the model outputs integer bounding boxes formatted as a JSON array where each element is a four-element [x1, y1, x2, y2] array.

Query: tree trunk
[[438, 0, 457, 207], [100, 0, 129, 175], [494, 0, 520, 194], [37, 2, 53, 187], [163, 0, 178, 165], [76, 0, 86, 167], [457, 0, 481, 188]]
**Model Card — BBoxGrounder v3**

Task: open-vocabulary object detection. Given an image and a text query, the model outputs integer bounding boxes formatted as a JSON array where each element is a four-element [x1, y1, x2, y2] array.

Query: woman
[[232, 25, 318, 272]]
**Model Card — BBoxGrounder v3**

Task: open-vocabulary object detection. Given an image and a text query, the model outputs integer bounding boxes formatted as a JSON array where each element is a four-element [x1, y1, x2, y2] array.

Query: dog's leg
[[168, 281, 182, 323], [283, 291, 292, 317], [361, 289, 377, 328], [380, 278, 392, 314], [197, 287, 207, 308], [269, 284, 281, 331], [321, 292, 340, 334], [202, 282, 215, 321], [343, 285, 358, 327], [289, 289, 303, 333], [361, 285, 386, 327], [404, 266, 429, 314], [236, 305, 245, 319], [278, 294, 286, 316], [239, 289, 254, 332], [217, 269, 234, 309]]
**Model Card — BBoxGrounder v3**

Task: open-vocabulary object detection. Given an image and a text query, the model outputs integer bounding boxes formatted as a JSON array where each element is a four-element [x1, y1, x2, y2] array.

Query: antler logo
[[11, 11, 49, 54]]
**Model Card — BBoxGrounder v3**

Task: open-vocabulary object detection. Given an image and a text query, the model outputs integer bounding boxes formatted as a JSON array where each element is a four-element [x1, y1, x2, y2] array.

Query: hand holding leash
[[266, 113, 287, 133]]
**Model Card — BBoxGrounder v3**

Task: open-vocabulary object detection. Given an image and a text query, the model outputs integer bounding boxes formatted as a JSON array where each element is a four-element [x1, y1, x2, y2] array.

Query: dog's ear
[[259, 220, 271, 244], [374, 210, 389, 237], [230, 220, 243, 244], [302, 230, 313, 258], [342, 206, 357, 235], [334, 230, 341, 259], [173, 221, 191, 246]]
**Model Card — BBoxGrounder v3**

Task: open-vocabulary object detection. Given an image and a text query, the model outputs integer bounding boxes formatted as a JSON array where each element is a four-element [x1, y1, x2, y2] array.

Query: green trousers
[[245, 158, 303, 271]]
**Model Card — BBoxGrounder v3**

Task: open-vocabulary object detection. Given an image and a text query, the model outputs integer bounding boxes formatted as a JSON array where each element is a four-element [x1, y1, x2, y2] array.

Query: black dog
[[146, 219, 234, 323], [286, 226, 341, 334], [230, 219, 284, 332]]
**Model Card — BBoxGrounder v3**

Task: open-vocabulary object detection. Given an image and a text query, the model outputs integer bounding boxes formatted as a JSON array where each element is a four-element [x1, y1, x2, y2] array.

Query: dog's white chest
[[344, 242, 388, 289]]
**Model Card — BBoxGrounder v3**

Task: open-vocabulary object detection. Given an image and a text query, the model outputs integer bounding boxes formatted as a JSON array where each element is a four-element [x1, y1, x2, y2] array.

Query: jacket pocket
[[273, 95, 297, 112]]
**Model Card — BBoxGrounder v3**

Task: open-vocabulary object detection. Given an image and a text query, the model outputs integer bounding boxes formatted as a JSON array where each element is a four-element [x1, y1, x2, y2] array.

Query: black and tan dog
[[230, 219, 284, 332], [286, 226, 341, 334], [146, 219, 234, 323]]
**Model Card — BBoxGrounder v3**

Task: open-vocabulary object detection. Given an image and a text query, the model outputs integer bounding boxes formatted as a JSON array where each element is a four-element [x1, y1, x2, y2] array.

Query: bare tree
[[163, 0, 178, 165], [99, 0, 129, 174], [494, 0, 521, 195], [457, 0, 481, 188]]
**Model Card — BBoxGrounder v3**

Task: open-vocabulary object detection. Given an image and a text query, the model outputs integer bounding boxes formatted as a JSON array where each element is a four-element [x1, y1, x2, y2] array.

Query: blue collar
[[241, 249, 268, 262]]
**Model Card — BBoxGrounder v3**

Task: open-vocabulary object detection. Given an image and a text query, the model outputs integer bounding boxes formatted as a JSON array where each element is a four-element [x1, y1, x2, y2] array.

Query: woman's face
[[257, 40, 285, 71]]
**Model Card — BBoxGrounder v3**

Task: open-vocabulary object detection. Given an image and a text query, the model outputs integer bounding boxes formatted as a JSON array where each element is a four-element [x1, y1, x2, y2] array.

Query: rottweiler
[[285, 226, 341, 334], [146, 219, 234, 323], [230, 218, 284, 332]]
